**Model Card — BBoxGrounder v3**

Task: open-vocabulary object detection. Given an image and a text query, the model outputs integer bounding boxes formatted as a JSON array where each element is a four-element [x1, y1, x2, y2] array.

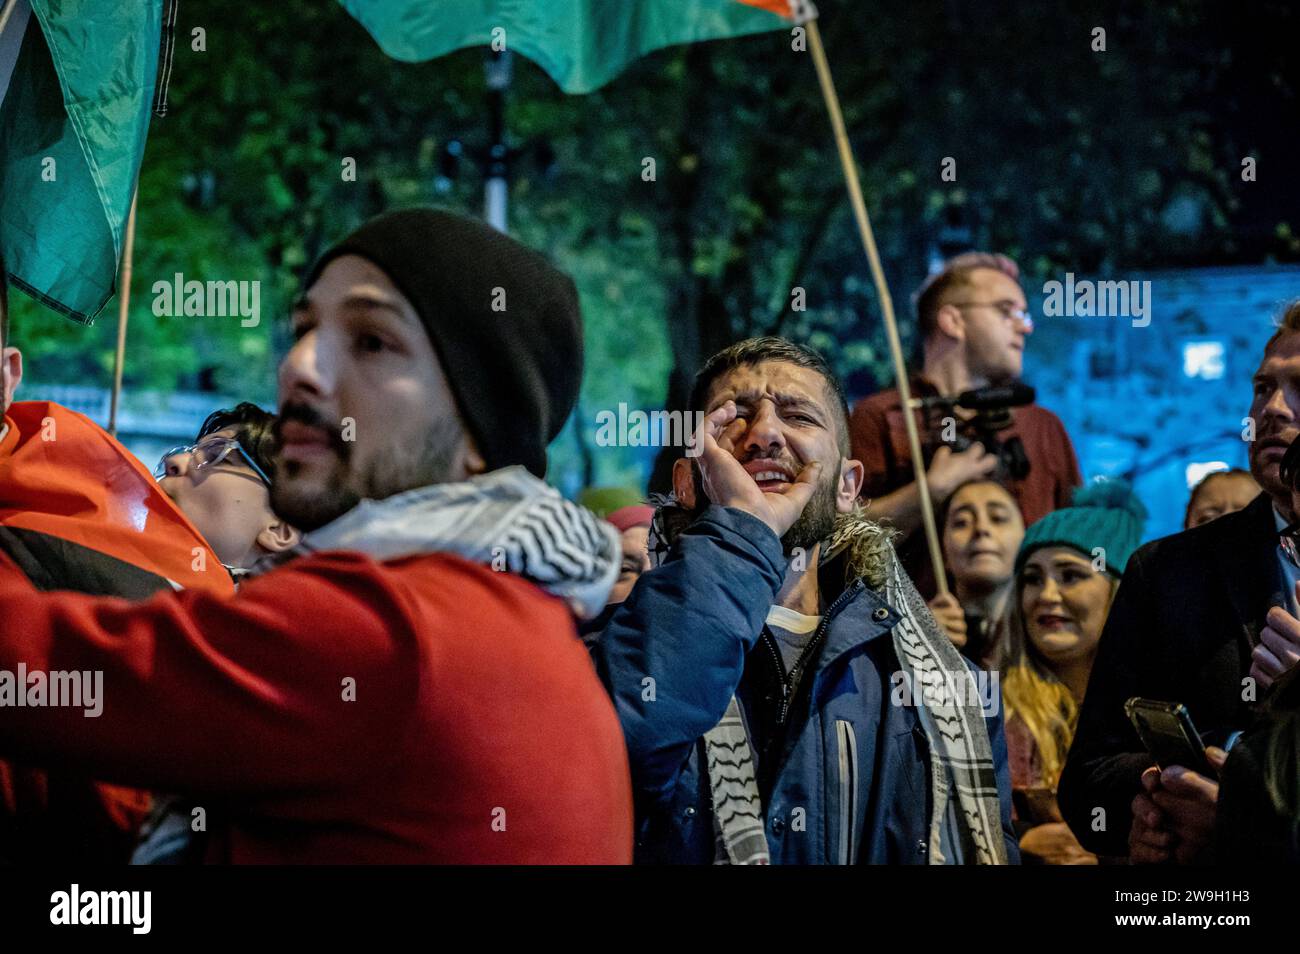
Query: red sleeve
[[849, 396, 892, 500], [0, 552, 422, 796]]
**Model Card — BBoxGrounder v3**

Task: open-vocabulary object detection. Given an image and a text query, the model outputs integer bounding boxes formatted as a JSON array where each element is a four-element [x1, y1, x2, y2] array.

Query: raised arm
[[0, 551, 421, 796]]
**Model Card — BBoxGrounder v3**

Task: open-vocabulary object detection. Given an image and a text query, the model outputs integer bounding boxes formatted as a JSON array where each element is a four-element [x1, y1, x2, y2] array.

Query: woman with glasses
[[155, 403, 299, 578]]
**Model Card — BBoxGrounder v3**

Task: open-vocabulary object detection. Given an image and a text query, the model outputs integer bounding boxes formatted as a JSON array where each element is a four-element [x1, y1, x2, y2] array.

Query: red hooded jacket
[[0, 547, 634, 863], [0, 402, 232, 863]]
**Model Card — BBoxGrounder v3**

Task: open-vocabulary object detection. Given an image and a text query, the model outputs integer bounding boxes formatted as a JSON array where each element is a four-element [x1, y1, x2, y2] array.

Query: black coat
[[1059, 491, 1280, 857]]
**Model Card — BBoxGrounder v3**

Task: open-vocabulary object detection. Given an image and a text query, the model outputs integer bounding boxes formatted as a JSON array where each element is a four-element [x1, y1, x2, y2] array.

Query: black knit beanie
[[304, 209, 583, 478]]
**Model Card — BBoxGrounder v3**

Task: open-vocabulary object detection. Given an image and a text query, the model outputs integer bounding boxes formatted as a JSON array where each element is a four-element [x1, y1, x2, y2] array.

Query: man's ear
[[460, 431, 488, 478], [256, 519, 301, 555], [2, 347, 23, 411], [934, 303, 966, 343], [836, 457, 865, 513], [671, 456, 698, 509]]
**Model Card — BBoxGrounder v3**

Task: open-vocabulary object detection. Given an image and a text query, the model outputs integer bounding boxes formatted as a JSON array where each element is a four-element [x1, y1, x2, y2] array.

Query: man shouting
[[596, 338, 1016, 864]]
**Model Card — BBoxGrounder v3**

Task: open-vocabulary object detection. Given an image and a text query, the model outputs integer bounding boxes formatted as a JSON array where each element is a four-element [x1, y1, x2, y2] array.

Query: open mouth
[[743, 460, 795, 492], [1036, 613, 1072, 631]]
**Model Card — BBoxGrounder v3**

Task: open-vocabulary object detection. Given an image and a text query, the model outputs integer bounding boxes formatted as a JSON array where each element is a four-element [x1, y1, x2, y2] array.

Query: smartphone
[[1124, 697, 1215, 777]]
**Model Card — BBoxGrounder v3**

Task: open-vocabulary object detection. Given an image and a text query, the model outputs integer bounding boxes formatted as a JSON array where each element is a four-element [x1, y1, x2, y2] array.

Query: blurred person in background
[[605, 504, 653, 605], [578, 504, 654, 644], [156, 402, 300, 580], [1184, 468, 1260, 530], [1002, 481, 1146, 864], [928, 478, 1025, 666]]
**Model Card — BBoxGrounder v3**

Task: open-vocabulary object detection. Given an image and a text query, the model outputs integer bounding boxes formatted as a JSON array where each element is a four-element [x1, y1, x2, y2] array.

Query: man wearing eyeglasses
[[156, 403, 300, 579], [849, 252, 1081, 605]]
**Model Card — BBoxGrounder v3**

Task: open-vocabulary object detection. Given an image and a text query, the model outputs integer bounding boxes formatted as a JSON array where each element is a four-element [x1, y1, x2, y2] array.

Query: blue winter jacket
[[595, 505, 1019, 864]]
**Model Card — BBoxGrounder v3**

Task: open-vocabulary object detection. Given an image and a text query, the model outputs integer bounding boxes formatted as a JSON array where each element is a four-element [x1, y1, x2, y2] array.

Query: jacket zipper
[[836, 719, 858, 864], [762, 579, 866, 727]]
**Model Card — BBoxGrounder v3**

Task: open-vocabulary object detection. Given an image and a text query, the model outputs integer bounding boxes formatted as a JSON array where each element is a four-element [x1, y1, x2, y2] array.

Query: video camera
[[912, 382, 1035, 482]]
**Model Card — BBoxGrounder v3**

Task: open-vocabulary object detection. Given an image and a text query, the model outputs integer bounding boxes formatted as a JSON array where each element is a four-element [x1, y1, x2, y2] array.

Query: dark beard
[[689, 458, 839, 555], [270, 402, 464, 532], [780, 473, 839, 553]]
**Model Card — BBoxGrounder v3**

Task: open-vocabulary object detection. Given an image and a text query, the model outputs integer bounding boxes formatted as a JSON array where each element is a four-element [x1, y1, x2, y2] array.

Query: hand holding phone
[[1124, 697, 1215, 777]]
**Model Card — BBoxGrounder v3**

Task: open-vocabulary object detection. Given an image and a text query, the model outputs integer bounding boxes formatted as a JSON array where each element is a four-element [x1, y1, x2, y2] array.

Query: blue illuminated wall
[[1024, 265, 1300, 542]]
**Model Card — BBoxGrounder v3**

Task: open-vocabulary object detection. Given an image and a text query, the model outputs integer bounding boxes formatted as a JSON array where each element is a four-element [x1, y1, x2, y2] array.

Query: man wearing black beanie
[[0, 210, 634, 863]]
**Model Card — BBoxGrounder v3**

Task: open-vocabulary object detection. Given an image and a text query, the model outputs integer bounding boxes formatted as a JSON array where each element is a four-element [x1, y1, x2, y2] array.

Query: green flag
[[337, 0, 789, 95], [0, 0, 161, 323]]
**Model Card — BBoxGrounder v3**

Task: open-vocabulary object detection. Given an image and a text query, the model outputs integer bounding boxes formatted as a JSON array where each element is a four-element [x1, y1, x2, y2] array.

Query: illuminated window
[[1183, 341, 1225, 380], [1185, 461, 1229, 490]]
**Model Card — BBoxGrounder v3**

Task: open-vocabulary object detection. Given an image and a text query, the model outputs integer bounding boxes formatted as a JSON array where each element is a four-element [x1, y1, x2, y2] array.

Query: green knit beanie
[[1015, 479, 1148, 578]]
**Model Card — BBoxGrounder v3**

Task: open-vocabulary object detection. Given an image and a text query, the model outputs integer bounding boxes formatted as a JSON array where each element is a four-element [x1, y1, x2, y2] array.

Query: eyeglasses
[[154, 436, 272, 488], [951, 300, 1034, 332]]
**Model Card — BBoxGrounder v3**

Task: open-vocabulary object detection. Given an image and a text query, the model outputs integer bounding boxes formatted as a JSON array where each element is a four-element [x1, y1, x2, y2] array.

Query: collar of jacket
[[809, 581, 902, 678], [806, 521, 903, 676], [1212, 491, 1285, 651]]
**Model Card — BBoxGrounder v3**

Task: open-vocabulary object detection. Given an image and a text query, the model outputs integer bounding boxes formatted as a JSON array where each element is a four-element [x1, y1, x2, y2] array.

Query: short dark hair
[[196, 402, 277, 478], [688, 336, 850, 455], [914, 251, 1021, 343]]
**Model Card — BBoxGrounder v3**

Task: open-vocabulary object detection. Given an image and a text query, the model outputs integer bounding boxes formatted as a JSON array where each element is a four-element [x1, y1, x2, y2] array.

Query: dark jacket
[[1216, 666, 1300, 864], [595, 505, 1017, 864], [1059, 491, 1278, 857]]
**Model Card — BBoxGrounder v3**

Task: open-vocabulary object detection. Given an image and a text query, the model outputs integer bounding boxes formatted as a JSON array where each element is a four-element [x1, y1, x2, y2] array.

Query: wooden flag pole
[[108, 188, 138, 437], [805, 15, 949, 595]]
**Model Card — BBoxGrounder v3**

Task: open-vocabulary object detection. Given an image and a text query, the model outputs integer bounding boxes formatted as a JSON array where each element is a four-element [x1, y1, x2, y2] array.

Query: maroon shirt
[[849, 376, 1081, 597]]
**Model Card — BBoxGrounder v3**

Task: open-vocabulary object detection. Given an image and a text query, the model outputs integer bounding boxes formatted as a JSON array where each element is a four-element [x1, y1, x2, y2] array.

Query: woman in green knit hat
[[1001, 478, 1148, 864]]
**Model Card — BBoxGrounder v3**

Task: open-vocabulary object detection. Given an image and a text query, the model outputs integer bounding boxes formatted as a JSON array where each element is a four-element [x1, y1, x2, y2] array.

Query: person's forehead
[[620, 525, 649, 549], [964, 267, 1025, 303], [1258, 334, 1300, 373], [1212, 475, 1258, 503], [1027, 546, 1090, 568], [300, 255, 420, 325], [202, 426, 240, 443], [706, 360, 829, 407], [952, 481, 1016, 510]]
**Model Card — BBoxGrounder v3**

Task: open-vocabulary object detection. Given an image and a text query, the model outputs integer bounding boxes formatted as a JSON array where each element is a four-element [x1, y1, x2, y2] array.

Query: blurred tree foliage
[[8, 0, 1295, 493]]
